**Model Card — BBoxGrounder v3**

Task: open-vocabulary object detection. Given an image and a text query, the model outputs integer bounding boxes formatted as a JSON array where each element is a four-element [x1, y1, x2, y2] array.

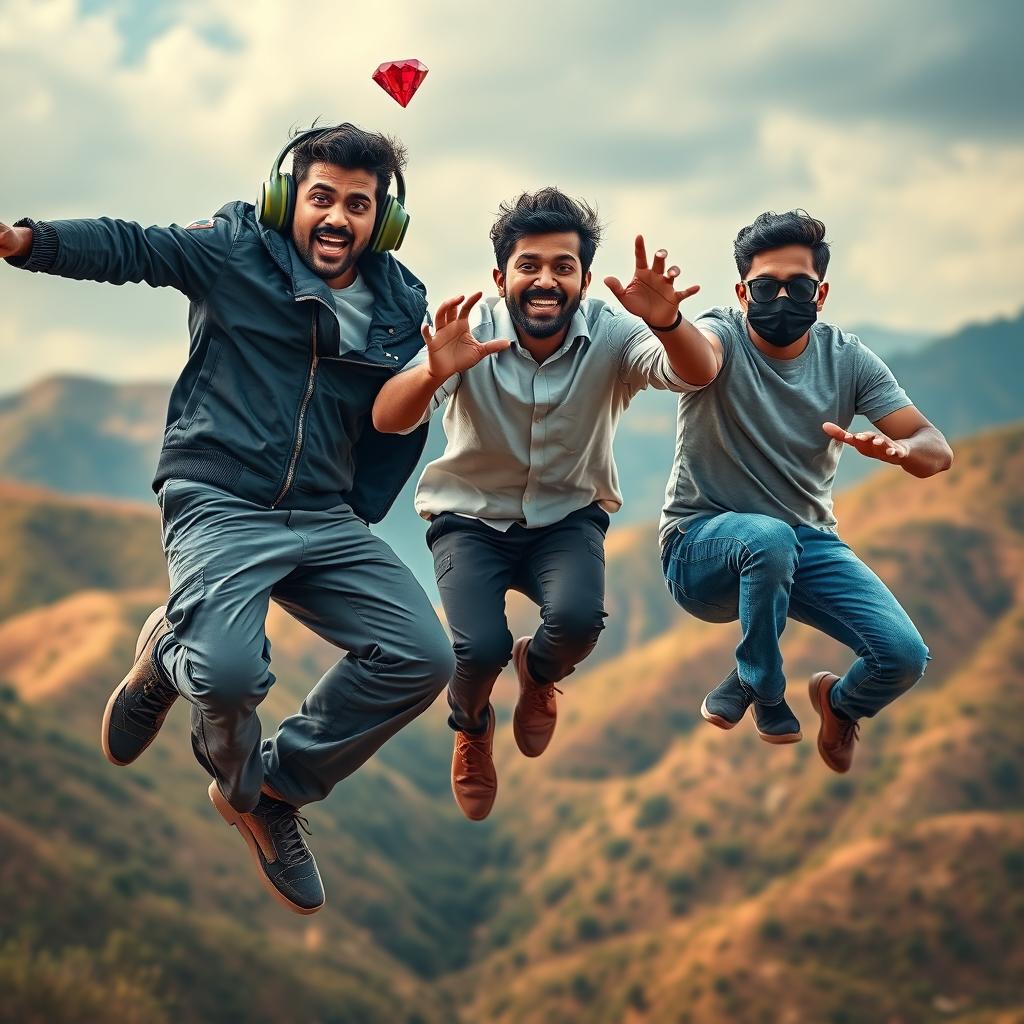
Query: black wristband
[[646, 310, 683, 333], [6, 218, 60, 273]]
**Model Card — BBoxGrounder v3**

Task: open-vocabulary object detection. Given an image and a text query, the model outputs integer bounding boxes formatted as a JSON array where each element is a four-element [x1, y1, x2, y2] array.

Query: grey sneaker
[[753, 697, 802, 744], [209, 781, 325, 915], [700, 669, 751, 730], [101, 606, 176, 765]]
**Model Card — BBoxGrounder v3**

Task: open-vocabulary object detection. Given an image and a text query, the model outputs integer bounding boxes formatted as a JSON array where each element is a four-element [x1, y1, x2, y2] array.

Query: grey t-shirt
[[658, 306, 912, 549], [331, 271, 375, 355]]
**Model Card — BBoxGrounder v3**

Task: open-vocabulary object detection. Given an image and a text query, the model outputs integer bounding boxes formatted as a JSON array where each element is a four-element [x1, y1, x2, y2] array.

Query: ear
[[581, 269, 592, 299], [735, 281, 748, 311], [493, 267, 505, 297], [816, 281, 829, 311]]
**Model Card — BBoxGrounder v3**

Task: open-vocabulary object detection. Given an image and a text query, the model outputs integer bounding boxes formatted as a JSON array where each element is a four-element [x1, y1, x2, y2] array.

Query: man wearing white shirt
[[373, 188, 717, 819]]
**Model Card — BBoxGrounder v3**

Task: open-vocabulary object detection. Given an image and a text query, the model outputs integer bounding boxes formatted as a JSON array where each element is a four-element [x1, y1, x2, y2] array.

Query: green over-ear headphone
[[256, 123, 410, 252]]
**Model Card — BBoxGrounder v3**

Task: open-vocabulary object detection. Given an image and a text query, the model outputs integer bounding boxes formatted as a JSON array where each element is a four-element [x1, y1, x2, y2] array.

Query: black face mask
[[746, 295, 818, 348]]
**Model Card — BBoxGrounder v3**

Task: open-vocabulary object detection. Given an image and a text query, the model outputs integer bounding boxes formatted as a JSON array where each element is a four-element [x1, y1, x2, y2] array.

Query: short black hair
[[734, 210, 830, 279], [291, 122, 407, 215], [490, 187, 602, 275]]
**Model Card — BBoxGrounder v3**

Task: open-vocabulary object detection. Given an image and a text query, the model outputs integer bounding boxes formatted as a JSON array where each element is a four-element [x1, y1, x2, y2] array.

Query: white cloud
[[0, 0, 1020, 392]]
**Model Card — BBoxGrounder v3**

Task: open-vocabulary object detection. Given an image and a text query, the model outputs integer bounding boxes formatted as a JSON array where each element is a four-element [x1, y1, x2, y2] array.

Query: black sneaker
[[101, 606, 177, 766], [753, 698, 803, 744], [208, 781, 325, 915], [700, 669, 752, 730]]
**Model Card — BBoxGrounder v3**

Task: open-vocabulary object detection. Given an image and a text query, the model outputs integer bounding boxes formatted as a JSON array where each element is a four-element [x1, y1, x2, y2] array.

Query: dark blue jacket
[[11, 203, 429, 521]]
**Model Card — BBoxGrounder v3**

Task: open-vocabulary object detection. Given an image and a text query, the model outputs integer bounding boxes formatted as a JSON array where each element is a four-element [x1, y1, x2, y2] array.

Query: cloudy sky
[[1, 0, 1021, 390]]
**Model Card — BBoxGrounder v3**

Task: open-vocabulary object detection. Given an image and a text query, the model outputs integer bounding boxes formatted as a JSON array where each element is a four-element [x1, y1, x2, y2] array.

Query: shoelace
[[840, 720, 861, 743], [137, 673, 176, 717], [525, 683, 562, 713], [457, 732, 492, 775], [262, 801, 313, 864]]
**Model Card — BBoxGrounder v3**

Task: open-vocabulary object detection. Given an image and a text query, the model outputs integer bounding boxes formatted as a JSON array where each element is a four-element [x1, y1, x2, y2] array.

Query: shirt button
[[387, 327, 395, 335]]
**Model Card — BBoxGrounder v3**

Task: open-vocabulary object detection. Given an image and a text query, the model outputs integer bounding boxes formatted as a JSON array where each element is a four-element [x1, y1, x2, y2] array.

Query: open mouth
[[314, 232, 351, 260], [526, 296, 563, 315]]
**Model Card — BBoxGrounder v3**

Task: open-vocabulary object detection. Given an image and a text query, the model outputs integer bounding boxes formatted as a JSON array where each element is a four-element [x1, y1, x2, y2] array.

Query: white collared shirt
[[401, 296, 702, 529]]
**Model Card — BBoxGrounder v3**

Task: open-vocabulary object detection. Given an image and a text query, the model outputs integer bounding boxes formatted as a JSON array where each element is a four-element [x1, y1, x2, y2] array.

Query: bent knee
[[453, 631, 512, 678], [877, 635, 929, 685], [188, 648, 272, 711], [543, 606, 606, 648]]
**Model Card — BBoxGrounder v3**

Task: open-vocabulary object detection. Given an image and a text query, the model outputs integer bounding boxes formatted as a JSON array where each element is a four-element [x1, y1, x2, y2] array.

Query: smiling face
[[290, 161, 378, 288], [494, 231, 592, 342]]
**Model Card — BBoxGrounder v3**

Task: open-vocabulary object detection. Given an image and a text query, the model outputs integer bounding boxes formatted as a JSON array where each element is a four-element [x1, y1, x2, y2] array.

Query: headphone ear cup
[[281, 172, 296, 232], [256, 173, 293, 232], [371, 195, 411, 252]]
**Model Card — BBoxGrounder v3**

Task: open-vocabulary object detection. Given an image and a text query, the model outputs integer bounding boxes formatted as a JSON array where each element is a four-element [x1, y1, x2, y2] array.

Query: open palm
[[422, 292, 510, 380], [604, 235, 700, 327]]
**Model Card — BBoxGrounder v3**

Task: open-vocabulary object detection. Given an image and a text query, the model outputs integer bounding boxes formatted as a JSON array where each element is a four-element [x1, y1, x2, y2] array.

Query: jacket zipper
[[272, 304, 320, 508]]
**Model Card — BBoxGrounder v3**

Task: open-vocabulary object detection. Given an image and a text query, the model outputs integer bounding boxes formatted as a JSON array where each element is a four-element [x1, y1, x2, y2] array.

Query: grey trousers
[[154, 479, 455, 812]]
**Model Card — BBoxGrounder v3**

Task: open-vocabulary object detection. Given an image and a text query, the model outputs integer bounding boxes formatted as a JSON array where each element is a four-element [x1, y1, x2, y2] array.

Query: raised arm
[[1, 211, 238, 300], [605, 235, 722, 388], [372, 292, 510, 434]]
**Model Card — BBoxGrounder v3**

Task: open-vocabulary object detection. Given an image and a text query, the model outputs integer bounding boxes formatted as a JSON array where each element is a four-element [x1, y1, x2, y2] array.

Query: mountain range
[[1, 308, 1021, 592], [1, 418, 1022, 1022]]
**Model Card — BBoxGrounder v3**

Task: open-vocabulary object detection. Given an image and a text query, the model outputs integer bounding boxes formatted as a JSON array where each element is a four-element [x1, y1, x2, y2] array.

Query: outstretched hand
[[823, 422, 909, 465], [604, 235, 700, 328], [422, 292, 510, 381], [0, 222, 32, 260]]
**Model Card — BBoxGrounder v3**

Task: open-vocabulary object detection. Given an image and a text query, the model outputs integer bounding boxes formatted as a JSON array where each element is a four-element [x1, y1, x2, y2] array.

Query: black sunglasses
[[744, 275, 821, 303]]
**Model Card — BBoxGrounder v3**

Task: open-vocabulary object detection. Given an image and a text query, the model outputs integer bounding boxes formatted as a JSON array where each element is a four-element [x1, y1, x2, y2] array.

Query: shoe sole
[[512, 637, 555, 758], [755, 727, 803, 745], [700, 695, 740, 730], [808, 671, 848, 773], [207, 781, 324, 915], [100, 606, 171, 767]]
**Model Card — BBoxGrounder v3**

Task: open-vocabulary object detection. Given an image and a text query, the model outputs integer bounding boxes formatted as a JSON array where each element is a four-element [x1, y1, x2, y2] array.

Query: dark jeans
[[155, 479, 455, 812], [662, 512, 929, 720], [426, 504, 610, 733]]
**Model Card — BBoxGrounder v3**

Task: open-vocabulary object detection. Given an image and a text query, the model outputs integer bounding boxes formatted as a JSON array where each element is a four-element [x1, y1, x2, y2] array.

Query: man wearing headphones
[[0, 123, 455, 915]]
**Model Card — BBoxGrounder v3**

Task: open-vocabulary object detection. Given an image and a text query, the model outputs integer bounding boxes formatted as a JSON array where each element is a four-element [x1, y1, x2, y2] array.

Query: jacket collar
[[256, 216, 427, 338]]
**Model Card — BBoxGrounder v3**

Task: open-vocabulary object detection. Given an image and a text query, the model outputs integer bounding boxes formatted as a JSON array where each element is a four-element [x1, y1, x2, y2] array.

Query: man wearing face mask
[[659, 210, 953, 771]]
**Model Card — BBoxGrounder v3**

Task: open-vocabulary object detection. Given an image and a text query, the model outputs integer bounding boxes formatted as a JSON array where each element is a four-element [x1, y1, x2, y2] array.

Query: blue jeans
[[661, 512, 929, 720]]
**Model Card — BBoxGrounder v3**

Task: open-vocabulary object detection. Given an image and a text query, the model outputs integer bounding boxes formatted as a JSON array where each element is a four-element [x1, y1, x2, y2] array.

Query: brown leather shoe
[[451, 704, 497, 821], [101, 605, 176, 766], [512, 636, 560, 758], [808, 671, 860, 773]]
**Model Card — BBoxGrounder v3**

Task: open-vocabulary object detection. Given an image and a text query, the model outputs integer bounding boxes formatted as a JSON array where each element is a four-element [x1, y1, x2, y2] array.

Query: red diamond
[[372, 58, 429, 108]]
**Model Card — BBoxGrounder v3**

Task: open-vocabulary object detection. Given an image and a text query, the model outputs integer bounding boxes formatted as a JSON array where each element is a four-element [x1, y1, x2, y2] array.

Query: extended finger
[[457, 291, 483, 321], [421, 323, 433, 346], [822, 421, 853, 442], [634, 235, 649, 271], [651, 248, 667, 276], [674, 284, 700, 302], [479, 338, 512, 356], [603, 275, 625, 299], [435, 295, 464, 331]]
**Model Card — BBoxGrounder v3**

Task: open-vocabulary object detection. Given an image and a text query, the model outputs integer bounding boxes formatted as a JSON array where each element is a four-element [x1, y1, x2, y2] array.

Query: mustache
[[313, 226, 354, 244], [521, 289, 565, 304]]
